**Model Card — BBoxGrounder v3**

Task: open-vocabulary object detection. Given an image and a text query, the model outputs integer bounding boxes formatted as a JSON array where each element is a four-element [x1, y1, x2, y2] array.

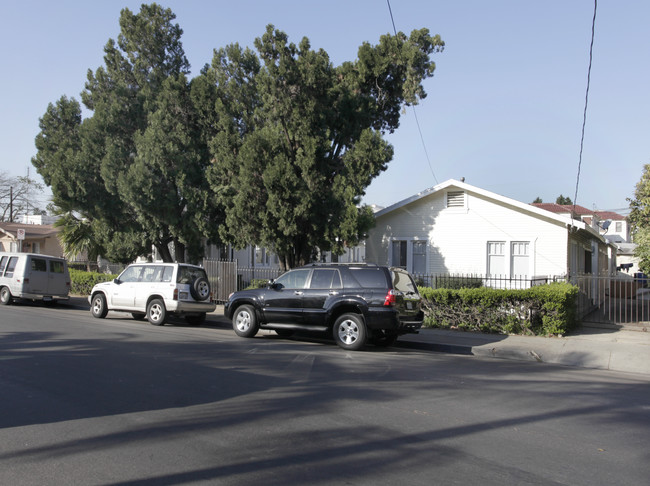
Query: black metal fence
[[411, 273, 562, 290], [570, 274, 649, 326], [202, 259, 283, 303]]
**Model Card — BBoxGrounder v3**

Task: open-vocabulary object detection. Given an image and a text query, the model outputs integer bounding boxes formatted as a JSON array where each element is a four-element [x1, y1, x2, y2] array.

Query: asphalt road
[[1, 301, 649, 485]]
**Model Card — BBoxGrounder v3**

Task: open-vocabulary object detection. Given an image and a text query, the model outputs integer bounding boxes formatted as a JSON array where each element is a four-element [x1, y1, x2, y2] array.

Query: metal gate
[[572, 275, 649, 328], [202, 259, 283, 303], [202, 260, 237, 303]]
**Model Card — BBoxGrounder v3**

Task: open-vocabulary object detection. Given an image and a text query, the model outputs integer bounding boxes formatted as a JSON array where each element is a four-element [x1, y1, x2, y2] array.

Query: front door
[[262, 269, 310, 324]]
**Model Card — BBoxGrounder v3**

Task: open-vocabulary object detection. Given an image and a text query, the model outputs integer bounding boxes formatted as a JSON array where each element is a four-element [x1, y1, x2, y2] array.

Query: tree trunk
[[156, 242, 174, 262]]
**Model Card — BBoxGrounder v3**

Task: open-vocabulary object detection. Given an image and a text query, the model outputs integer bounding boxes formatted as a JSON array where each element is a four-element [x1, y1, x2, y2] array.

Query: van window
[[5, 257, 18, 277], [50, 260, 65, 274], [0, 256, 7, 275], [31, 258, 47, 272]]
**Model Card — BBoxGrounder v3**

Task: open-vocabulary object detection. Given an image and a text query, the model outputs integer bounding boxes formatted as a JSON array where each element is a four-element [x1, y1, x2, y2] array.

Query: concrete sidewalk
[[72, 297, 650, 376], [396, 325, 650, 376]]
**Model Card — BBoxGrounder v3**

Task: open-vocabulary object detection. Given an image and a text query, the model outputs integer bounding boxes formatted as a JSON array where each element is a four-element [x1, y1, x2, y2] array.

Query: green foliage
[[628, 163, 650, 273], [69, 269, 117, 296], [33, 4, 212, 264], [205, 25, 444, 269], [419, 282, 579, 336], [32, 4, 443, 269], [556, 194, 573, 205], [244, 279, 270, 290]]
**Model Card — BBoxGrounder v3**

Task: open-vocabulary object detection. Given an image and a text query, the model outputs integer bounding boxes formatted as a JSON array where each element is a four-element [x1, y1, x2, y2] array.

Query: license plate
[[407, 302, 413, 310]]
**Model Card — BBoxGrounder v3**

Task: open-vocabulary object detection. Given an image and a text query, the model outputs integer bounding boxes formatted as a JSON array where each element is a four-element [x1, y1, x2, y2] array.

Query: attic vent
[[447, 191, 465, 208]]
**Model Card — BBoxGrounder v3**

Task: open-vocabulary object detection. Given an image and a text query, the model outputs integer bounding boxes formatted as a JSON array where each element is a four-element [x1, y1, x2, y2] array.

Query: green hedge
[[69, 269, 118, 296], [418, 282, 579, 336]]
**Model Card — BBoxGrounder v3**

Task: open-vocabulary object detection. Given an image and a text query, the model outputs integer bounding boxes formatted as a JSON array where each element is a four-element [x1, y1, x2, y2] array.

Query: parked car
[[89, 262, 216, 326], [224, 263, 424, 350], [0, 252, 70, 305]]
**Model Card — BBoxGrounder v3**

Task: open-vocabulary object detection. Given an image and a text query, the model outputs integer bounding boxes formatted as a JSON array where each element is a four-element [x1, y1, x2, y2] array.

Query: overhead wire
[[386, 0, 439, 185], [572, 0, 598, 217]]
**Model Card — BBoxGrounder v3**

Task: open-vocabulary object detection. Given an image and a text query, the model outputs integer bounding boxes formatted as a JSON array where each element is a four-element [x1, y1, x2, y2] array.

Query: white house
[[365, 179, 615, 282]]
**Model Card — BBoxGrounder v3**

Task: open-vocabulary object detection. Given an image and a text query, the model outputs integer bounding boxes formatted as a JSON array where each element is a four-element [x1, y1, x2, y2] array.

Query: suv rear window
[[391, 269, 419, 293], [349, 268, 389, 289], [177, 266, 208, 284]]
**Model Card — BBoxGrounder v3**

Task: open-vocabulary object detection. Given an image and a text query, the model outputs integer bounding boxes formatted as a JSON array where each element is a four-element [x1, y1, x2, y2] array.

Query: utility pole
[[9, 186, 13, 223]]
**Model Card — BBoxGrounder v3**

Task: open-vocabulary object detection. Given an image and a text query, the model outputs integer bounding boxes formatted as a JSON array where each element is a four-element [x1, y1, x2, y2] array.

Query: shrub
[[419, 282, 578, 336], [244, 279, 270, 290], [69, 269, 117, 296]]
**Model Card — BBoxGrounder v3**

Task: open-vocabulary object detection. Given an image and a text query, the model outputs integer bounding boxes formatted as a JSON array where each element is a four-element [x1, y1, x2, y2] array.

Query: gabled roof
[[0, 222, 59, 239], [374, 179, 607, 239]]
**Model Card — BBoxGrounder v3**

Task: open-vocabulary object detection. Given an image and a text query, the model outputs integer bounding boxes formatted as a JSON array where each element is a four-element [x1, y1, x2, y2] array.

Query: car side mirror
[[113, 278, 121, 285]]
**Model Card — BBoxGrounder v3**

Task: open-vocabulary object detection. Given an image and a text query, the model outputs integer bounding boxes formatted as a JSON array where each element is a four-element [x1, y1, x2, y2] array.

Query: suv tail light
[[173, 288, 178, 301], [384, 289, 397, 306]]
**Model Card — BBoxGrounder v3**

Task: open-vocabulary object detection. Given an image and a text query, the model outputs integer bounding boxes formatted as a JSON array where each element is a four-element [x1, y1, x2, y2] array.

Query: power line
[[572, 0, 598, 215], [385, 0, 438, 185]]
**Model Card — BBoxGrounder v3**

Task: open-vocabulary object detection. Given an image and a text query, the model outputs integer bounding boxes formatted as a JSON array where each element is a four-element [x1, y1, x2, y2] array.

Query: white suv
[[89, 263, 216, 325]]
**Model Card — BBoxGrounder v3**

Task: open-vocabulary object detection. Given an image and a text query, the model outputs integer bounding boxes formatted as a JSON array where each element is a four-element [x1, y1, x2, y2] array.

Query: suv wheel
[[0, 286, 12, 305], [91, 294, 108, 318], [147, 299, 167, 326], [233, 305, 259, 337], [333, 313, 367, 351], [190, 277, 211, 301]]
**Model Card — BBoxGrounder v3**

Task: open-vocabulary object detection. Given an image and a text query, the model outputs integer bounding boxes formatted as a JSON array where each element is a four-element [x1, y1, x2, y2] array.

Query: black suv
[[224, 263, 424, 350]]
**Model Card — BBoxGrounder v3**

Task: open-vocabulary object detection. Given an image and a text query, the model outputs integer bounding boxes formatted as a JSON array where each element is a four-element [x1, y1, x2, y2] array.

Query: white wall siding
[[367, 188, 570, 277]]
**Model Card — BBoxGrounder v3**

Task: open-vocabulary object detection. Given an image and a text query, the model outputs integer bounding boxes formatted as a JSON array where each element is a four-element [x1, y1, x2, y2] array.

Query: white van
[[0, 252, 71, 305]]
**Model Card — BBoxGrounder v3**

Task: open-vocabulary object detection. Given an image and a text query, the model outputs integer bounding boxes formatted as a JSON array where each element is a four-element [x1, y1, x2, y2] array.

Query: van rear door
[[48, 259, 69, 297], [28, 257, 49, 294]]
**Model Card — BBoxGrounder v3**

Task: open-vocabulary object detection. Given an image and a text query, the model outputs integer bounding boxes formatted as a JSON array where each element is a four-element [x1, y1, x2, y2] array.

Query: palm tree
[[53, 204, 104, 271]]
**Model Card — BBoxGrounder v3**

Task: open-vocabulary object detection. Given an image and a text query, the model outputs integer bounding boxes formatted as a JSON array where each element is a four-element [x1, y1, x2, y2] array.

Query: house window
[[446, 191, 465, 208], [487, 241, 505, 276], [32, 242, 40, 254], [253, 246, 272, 266], [413, 241, 427, 275], [615, 221, 622, 233], [391, 239, 428, 273], [392, 241, 407, 269], [511, 242, 530, 277]]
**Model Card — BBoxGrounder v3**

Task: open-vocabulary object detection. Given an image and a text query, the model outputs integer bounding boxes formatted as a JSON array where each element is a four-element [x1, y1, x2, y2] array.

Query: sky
[[1, 0, 648, 216]]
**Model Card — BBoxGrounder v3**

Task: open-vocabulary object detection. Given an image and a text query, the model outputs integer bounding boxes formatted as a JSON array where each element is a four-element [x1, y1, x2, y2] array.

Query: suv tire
[[191, 277, 211, 301], [147, 299, 167, 326], [91, 294, 108, 318], [233, 305, 259, 337], [333, 313, 367, 351]]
